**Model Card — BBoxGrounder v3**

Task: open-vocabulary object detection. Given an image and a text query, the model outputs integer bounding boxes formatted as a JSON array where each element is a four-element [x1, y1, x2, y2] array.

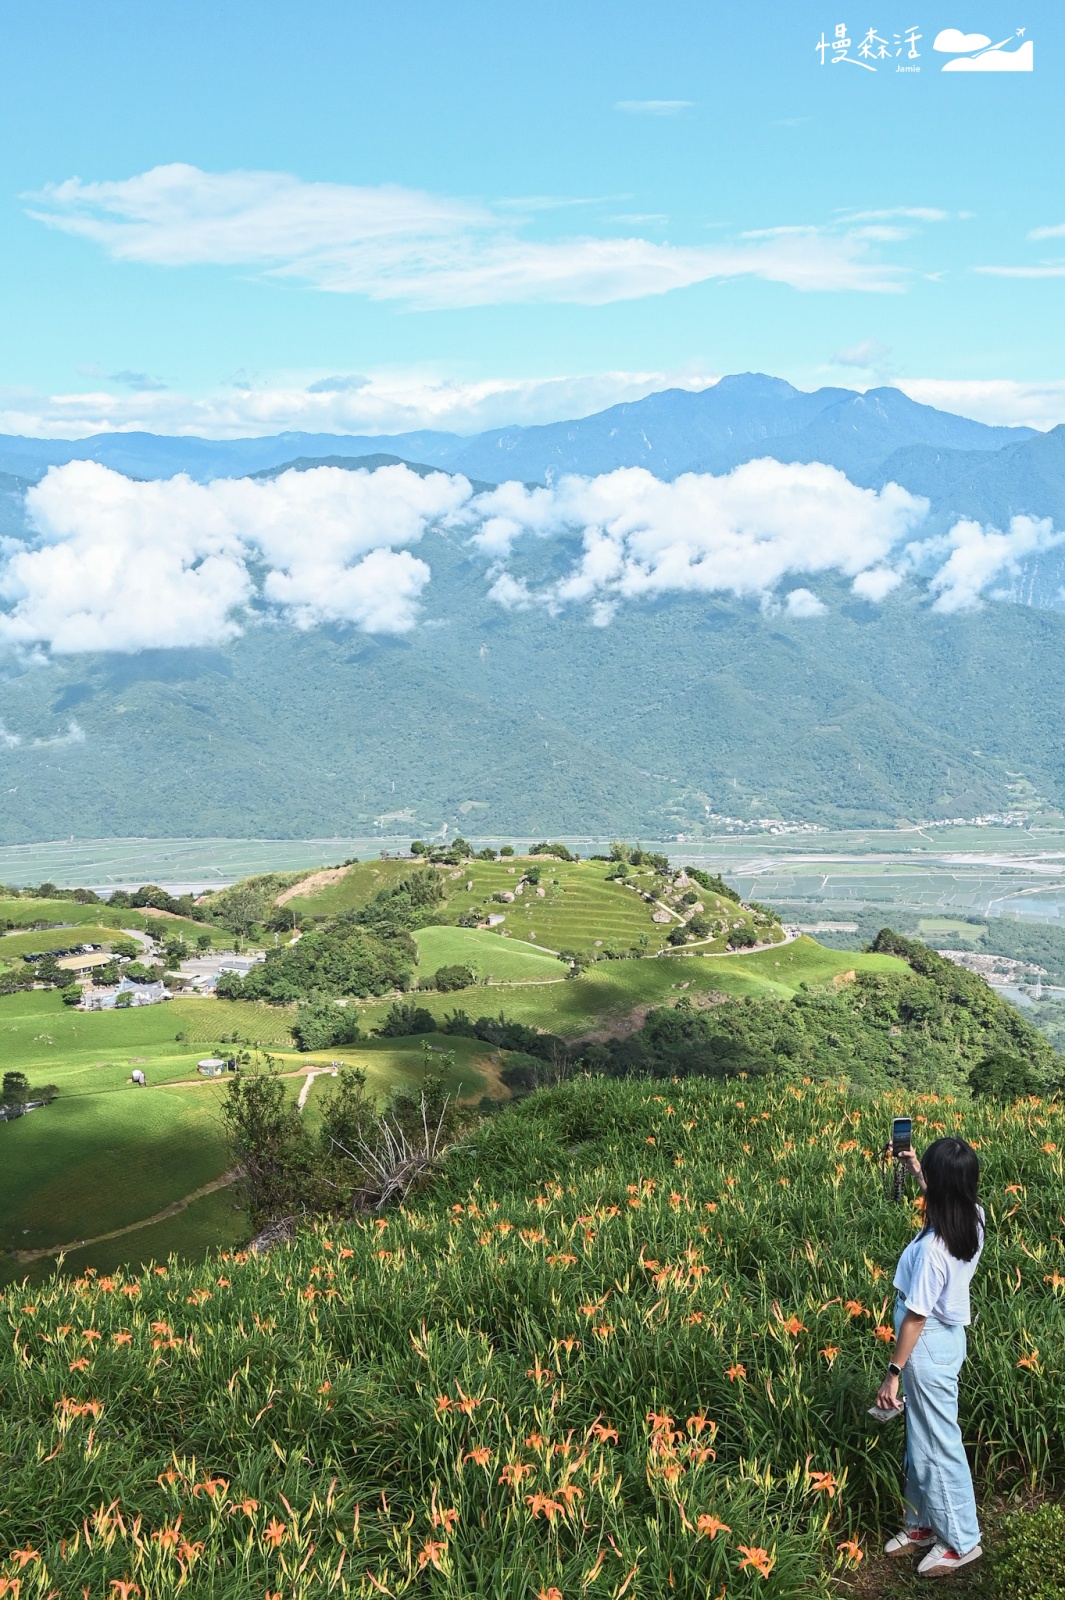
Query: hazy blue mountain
[[0, 374, 1033, 488], [871, 424, 1065, 526]]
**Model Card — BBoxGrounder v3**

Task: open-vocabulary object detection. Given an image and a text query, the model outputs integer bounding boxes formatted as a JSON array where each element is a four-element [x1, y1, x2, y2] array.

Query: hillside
[[1, 1073, 1062, 1598], [4, 568, 1065, 843]]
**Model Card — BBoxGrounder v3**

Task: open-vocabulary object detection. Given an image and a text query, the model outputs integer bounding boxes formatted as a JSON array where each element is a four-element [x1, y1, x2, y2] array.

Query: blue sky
[[2, 0, 1062, 436]]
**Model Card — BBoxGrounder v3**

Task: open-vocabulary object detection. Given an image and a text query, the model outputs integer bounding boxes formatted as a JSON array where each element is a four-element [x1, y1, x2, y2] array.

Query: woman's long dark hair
[[920, 1137, 982, 1262]]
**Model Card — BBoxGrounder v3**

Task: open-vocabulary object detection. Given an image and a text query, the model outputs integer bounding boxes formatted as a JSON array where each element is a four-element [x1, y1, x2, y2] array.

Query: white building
[[80, 977, 170, 1011]]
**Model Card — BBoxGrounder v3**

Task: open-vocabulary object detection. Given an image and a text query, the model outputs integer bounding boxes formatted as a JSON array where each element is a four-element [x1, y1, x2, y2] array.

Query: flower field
[[2, 1075, 1063, 1598]]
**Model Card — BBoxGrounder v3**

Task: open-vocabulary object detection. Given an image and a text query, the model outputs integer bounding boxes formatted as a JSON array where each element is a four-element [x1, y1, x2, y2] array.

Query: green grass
[[414, 925, 567, 983], [0, 1081, 231, 1257], [916, 917, 986, 945], [352, 938, 907, 1037], [288, 855, 768, 958], [282, 858, 413, 917], [1, 1076, 1061, 1598], [0, 894, 225, 940], [0, 923, 134, 962]]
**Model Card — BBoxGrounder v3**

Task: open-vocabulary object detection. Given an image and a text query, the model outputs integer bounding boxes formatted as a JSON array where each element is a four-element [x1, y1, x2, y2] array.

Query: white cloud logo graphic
[[933, 29, 992, 51], [933, 28, 1033, 71]]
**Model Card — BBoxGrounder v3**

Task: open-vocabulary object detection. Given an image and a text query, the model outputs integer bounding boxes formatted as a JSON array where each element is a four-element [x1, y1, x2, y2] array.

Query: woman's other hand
[[875, 1372, 903, 1411]]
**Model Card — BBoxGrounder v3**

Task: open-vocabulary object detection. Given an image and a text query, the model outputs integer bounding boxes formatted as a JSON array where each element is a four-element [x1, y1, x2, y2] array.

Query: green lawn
[[0, 895, 229, 947], [414, 924, 566, 982], [351, 937, 908, 1037], [0, 923, 133, 962]]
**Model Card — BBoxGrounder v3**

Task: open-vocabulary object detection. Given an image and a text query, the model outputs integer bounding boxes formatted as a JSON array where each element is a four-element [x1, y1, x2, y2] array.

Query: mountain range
[[1, 374, 1064, 846]]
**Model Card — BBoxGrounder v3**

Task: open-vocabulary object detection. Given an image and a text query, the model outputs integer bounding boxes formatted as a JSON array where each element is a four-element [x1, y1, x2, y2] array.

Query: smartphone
[[892, 1117, 913, 1157], [868, 1400, 905, 1424]]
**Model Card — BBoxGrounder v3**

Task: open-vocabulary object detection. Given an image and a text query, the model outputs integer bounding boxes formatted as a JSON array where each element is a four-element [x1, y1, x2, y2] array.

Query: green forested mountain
[[1, 545, 1064, 843]]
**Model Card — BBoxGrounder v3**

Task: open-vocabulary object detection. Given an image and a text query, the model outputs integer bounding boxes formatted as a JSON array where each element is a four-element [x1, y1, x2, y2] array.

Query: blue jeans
[[895, 1297, 981, 1553]]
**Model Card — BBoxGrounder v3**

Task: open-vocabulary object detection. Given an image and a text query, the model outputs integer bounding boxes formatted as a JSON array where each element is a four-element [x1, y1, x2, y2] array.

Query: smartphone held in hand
[[867, 1399, 906, 1424]]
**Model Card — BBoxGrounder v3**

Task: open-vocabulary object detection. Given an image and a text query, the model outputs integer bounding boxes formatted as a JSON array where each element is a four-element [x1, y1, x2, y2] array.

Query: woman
[[874, 1137, 985, 1578]]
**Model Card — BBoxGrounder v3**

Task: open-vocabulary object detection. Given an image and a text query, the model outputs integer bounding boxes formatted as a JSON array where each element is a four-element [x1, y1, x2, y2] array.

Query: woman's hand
[[875, 1372, 903, 1412]]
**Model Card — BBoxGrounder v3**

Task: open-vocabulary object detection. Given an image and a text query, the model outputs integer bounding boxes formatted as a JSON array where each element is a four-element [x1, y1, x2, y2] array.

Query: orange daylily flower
[[499, 1463, 534, 1487], [233, 1498, 259, 1515], [737, 1545, 775, 1579], [68, 1358, 90, 1372], [418, 1539, 447, 1570], [262, 1518, 286, 1548], [874, 1324, 894, 1344], [525, 1431, 545, 1449], [113, 1332, 132, 1346], [844, 1300, 867, 1318], [538, 1589, 564, 1600], [590, 1422, 618, 1444], [465, 1447, 492, 1467], [696, 1515, 730, 1539], [192, 1476, 228, 1500], [725, 1364, 747, 1381], [837, 1538, 864, 1564], [778, 1316, 805, 1337], [525, 1493, 564, 1523], [109, 1584, 141, 1600], [808, 1471, 838, 1497], [819, 1345, 840, 1366], [10, 1548, 41, 1568]]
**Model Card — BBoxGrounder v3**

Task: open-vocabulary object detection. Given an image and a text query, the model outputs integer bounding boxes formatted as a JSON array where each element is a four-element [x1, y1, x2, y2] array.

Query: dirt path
[[12, 1170, 240, 1264]]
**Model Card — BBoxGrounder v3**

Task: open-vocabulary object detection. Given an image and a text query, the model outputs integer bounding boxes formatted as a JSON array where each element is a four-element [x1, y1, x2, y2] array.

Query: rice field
[[1, 1075, 1060, 1597]]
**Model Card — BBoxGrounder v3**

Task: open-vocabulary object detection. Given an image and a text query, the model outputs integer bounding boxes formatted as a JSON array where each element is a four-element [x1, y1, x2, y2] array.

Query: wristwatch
[[887, 1362, 903, 1377]]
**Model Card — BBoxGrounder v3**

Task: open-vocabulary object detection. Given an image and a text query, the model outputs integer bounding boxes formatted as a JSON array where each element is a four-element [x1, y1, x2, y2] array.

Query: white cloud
[[0, 460, 469, 653], [932, 29, 991, 51], [838, 207, 951, 223], [974, 265, 1065, 279], [852, 566, 904, 601], [890, 379, 1065, 430], [0, 723, 21, 749], [1029, 223, 1065, 241], [472, 460, 928, 617], [784, 588, 826, 618], [926, 515, 1065, 612], [0, 367, 720, 441], [2, 463, 253, 653], [27, 163, 911, 308], [615, 100, 693, 115], [832, 338, 891, 368]]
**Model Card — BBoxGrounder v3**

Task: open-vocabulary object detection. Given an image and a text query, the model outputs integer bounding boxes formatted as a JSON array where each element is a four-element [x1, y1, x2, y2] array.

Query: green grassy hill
[[1, 1074, 1061, 1598]]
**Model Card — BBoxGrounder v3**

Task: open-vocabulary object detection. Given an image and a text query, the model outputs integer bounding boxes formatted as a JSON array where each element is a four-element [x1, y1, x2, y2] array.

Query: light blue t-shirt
[[893, 1207, 985, 1326]]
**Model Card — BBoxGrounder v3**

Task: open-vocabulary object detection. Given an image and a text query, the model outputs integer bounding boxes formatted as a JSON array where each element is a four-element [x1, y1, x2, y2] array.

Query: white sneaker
[[917, 1541, 983, 1577], [885, 1527, 936, 1556]]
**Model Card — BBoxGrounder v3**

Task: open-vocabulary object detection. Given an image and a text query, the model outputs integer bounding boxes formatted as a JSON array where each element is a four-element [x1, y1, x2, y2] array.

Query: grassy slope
[[0, 895, 228, 947], [414, 925, 565, 982], [289, 855, 776, 958], [1, 1075, 1060, 1598], [351, 938, 906, 1037]]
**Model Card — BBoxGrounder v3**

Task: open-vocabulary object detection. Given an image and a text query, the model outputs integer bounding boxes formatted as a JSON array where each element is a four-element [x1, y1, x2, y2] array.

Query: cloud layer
[[0, 461, 469, 652], [28, 163, 913, 308], [1, 457, 1059, 657], [471, 461, 928, 612]]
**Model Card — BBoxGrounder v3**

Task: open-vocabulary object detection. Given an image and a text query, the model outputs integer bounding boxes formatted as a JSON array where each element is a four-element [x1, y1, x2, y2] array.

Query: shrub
[[530, 841, 575, 862], [499, 844, 515, 856], [993, 1504, 1065, 1600], [727, 925, 758, 949], [667, 925, 689, 946], [377, 1001, 437, 1037], [292, 996, 363, 1052], [689, 867, 741, 904], [688, 914, 712, 937], [431, 965, 475, 992]]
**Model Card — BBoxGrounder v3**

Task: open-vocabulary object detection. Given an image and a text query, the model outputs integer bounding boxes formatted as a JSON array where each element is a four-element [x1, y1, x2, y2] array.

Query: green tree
[[377, 1001, 436, 1037], [2, 1071, 30, 1112], [431, 964, 475, 992], [221, 1064, 311, 1228], [292, 996, 363, 1052]]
